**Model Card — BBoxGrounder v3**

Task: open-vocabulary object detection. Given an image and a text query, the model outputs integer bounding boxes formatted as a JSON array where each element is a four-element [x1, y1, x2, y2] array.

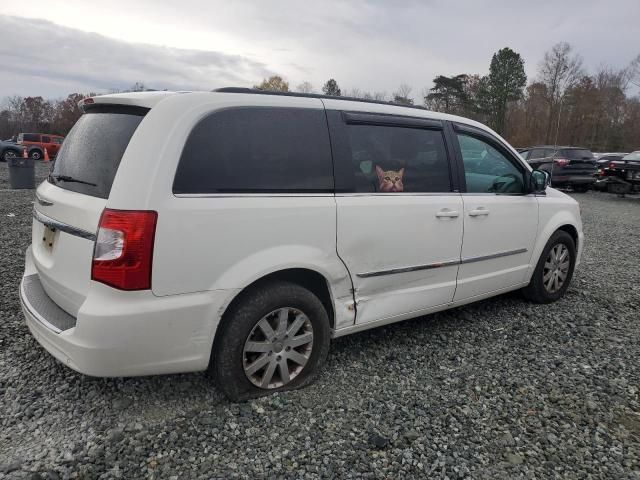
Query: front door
[[452, 126, 539, 301], [327, 110, 464, 325]]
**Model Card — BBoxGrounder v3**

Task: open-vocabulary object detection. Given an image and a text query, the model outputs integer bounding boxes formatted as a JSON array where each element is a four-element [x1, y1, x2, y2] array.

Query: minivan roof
[[80, 89, 519, 153]]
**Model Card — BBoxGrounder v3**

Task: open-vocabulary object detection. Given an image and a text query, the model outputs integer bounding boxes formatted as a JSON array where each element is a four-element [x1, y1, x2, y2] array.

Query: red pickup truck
[[17, 133, 65, 160]]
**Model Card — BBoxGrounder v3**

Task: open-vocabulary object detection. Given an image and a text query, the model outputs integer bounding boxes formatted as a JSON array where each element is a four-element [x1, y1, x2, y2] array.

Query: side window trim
[[328, 110, 457, 194], [342, 111, 443, 130]]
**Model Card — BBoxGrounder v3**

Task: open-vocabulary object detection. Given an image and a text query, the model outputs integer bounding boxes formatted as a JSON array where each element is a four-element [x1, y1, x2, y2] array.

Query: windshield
[[623, 151, 640, 161], [50, 108, 146, 198]]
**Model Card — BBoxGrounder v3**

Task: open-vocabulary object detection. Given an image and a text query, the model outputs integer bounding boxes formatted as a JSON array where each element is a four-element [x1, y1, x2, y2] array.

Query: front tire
[[2, 150, 17, 162], [522, 230, 576, 304], [211, 281, 330, 401]]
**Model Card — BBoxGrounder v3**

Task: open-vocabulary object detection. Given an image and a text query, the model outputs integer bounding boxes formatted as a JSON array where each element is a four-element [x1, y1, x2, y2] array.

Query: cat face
[[376, 165, 405, 192]]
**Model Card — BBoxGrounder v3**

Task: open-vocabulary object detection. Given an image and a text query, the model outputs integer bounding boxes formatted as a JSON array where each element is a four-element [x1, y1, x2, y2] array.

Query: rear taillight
[[91, 209, 158, 290], [554, 158, 570, 167], [609, 162, 616, 169]]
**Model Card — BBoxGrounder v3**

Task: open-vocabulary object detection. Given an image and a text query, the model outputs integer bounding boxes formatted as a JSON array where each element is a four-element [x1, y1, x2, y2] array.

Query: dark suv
[[520, 146, 597, 192]]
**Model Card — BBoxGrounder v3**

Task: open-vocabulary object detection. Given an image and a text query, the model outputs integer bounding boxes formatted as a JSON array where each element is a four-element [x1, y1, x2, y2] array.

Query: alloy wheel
[[543, 243, 570, 293], [242, 307, 314, 389]]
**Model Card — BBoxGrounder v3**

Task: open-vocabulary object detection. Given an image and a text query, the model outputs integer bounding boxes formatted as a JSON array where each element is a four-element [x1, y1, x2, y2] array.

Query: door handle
[[469, 208, 490, 217], [435, 209, 459, 218]]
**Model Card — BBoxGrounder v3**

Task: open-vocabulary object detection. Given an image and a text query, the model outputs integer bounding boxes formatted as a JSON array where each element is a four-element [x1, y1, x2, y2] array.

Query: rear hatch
[[31, 105, 147, 316], [555, 148, 597, 175]]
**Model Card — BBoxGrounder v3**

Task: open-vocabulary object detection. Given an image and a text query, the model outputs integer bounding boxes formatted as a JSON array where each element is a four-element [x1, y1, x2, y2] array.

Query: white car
[[20, 89, 583, 400]]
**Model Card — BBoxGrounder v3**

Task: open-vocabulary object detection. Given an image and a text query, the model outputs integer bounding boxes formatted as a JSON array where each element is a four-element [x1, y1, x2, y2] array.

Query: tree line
[[255, 43, 640, 151], [2, 45, 639, 151]]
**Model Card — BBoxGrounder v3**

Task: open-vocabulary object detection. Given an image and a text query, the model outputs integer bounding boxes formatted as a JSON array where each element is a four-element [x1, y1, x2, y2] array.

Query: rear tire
[[30, 150, 42, 160], [210, 281, 330, 401], [522, 230, 576, 304]]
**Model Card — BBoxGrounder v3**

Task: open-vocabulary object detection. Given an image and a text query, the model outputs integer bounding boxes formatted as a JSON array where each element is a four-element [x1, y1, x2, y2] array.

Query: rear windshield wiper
[[49, 174, 97, 187]]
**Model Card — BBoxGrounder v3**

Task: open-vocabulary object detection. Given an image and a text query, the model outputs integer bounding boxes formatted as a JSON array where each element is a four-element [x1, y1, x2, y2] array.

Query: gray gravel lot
[[1, 162, 639, 479]]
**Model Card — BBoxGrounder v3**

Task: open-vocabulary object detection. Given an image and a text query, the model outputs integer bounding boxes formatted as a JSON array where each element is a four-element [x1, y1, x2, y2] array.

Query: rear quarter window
[[50, 107, 146, 199], [173, 107, 334, 194]]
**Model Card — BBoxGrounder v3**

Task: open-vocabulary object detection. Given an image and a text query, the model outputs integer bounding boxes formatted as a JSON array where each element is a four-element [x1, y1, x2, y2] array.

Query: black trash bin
[[8, 157, 36, 189]]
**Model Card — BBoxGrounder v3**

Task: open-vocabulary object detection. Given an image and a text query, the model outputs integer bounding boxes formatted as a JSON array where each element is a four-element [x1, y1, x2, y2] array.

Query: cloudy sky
[[0, 0, 638, 100]]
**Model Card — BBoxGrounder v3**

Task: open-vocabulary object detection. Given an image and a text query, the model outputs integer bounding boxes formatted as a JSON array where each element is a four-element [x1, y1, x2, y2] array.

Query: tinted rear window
[[560, 149, 593, 159], [50, 108, 146, 199], [22, 133, 39, 142], [173, 107, 333, 193]]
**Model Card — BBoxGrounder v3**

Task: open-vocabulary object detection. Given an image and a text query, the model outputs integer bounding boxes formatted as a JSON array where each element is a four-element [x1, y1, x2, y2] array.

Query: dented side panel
[[335, 194, 464, 325]]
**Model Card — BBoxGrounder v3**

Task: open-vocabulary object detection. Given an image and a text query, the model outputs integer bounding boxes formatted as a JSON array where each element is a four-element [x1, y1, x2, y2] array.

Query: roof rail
[[213, 87, 429, 111]]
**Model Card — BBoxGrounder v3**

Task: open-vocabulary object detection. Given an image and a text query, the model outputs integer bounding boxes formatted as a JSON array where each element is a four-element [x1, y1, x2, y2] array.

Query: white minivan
[[20, 89, 583, 400]]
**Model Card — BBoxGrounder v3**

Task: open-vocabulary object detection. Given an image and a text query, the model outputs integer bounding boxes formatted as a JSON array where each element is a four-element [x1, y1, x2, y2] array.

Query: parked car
[[20, 89, 583, 400], [0, 139, 27, 161], [17, 133, 64, 160], [595, 151, 640, 194], [595, 152, 628, 168], [520, 145, 597, 192]]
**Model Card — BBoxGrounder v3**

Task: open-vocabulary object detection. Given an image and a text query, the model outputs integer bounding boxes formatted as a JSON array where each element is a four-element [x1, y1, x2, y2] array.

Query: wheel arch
[[211, 267, 338, 361], [527, 209, 582, 282], [557, 224, 579, 251]]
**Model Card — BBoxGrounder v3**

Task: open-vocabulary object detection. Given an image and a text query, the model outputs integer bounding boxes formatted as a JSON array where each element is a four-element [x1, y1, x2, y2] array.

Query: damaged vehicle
[[20, 89, 583, 400], [595, 150, 640, 194]]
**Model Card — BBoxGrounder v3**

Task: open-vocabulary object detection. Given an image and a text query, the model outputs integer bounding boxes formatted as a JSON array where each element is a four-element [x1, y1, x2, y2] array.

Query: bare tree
[[537, 42, 584, 143], [345, 87, 363, 99], [629, 54, 640, 88], [296, 81, 314, 93]]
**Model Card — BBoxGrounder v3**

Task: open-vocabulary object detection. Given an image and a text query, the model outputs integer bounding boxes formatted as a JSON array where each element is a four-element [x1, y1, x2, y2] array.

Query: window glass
[[42, 136, 51, 143], [528, 148, 545, 159], [22, 133, 39, 142], [51, 111, 145, 199], [344, 124, 451, 193], [457, 133, 525, 194], [52, 137, 64, 144], [173, 107, 333, 194], [559, 149, 593, 160], [542, 148, 556, 158]]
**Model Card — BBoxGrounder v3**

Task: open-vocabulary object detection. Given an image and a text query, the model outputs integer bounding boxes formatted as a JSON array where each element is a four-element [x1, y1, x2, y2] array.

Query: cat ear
[[375, 165, 384, 179], [399, 168, 405, 177]]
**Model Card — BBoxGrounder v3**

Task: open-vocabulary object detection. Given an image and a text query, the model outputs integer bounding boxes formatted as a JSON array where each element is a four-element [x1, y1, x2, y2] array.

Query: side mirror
[[529, 170, 549, 193]]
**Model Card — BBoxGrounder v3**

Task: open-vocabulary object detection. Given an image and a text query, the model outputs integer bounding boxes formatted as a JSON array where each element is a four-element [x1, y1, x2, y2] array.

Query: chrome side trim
[[460, 248, 528, 264], [356, 248, 527, 278], [173, 193, 334, 198], [336, 192, 460, 197], [33, 209, 96, 241], [357, 259, 459, 278]]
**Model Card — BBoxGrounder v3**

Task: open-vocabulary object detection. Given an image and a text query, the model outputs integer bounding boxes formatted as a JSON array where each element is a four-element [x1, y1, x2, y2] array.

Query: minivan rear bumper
[[21, 247, 237, 377]]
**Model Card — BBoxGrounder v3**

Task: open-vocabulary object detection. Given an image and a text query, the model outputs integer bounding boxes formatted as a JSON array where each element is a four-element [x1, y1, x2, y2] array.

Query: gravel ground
[[1, 162, 639, 479]]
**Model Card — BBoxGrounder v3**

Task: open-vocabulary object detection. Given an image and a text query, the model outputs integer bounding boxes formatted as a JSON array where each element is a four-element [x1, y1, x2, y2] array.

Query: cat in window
[[375, 165, 404, 192]]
